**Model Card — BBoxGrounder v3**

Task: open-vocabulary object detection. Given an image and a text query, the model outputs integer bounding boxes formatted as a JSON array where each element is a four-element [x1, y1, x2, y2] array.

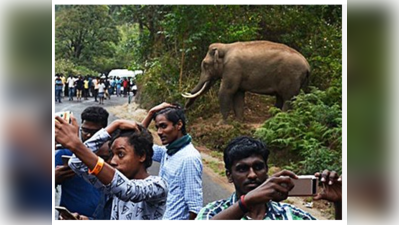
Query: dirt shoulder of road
[[106, 102, 332, 220]]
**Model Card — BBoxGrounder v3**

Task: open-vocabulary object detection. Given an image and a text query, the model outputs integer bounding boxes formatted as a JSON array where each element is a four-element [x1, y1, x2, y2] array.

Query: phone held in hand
[[288, 175, 318, 196], [55, 206, 77, 220], [55, 111, 72, 124], [61, 155, 72, 166]]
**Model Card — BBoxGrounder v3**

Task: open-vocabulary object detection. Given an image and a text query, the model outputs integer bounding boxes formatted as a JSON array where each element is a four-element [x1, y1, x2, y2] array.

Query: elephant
[[182, 40, 310, 123]]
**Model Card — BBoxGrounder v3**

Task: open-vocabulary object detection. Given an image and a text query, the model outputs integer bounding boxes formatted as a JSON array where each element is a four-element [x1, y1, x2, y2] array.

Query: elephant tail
[[300, 69, 311, 93]]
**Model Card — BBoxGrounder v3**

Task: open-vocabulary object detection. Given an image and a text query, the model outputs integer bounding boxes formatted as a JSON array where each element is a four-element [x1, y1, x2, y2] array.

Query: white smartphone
[[288, 175, 318, 196], [55, 111, 72, 124]]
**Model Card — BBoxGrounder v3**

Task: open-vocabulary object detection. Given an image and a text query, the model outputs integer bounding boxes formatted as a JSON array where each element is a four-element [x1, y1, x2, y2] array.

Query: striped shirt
[[196, 193, 316, 220], [153, 143, 203, 220], [68, 128, 168, 220]]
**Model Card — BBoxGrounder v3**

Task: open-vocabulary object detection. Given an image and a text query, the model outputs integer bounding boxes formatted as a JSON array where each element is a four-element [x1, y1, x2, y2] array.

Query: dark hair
[[81, 106, 109, 128], [223, 136, 269, 171], [152, 104, 187, 135], [109, 124, 154, 168]]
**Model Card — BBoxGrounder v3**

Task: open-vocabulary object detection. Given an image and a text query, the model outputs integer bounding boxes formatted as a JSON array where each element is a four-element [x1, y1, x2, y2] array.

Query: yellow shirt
[[84, 80, 89, 89]]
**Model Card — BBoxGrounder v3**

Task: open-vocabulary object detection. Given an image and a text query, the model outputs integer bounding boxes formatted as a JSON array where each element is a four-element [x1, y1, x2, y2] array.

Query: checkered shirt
[[153, 143, 203, 220], [196, 193, 316, 220]]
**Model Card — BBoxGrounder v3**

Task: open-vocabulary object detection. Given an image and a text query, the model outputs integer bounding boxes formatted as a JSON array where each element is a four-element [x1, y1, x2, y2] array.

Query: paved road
[[55, 94, 231, 216]]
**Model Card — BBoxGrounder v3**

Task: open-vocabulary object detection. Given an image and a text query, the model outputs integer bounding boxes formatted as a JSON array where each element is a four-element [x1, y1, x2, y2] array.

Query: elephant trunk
[[184, 96, 198, 109]]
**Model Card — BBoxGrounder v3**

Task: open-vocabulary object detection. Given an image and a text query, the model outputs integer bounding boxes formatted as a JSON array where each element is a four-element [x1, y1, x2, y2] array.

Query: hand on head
[[107, 119, 141, 135], [149, 102, 176, 114], [116, 119, 140, 131]]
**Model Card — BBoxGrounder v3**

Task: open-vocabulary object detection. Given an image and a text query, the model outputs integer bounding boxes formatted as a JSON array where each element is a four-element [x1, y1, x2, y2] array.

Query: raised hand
[[55, 115, 82, 150], [149, 102, 175, 114], [106, 119, 140, 135], [314, 169, 342, 203], [143, 102, 176, 127], [70, 115, 79, 137], [55, 165, 75, 185], [245, 170, 297, 205], [116, 119, 140, 131]]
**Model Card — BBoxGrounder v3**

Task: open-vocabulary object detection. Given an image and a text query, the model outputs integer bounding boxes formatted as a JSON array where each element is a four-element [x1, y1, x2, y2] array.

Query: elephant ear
[[212, 48, 223, 70]]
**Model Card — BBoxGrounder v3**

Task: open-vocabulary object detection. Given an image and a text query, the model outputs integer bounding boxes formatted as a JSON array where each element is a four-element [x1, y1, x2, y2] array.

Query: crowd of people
[[55, 73, 137, 104], [55, 103, 342, 220]]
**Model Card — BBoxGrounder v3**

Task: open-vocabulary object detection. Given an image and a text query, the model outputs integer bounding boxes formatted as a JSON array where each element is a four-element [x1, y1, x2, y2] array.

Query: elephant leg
[[233, 91, 245, 121], [275, 95, 284, 109], [282, 101, 291, 111], [218, 72, 240, 123], [219, 92, 234, 122], [281, 87, 301, 111]]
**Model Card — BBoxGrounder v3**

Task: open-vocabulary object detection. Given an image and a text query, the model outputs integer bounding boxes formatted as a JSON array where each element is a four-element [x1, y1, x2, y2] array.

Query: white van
[[109, 69, 143, 80]]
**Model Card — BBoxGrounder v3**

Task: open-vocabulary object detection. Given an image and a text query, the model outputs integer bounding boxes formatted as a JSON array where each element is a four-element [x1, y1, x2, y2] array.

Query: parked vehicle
[[108, 69, 143, 80]]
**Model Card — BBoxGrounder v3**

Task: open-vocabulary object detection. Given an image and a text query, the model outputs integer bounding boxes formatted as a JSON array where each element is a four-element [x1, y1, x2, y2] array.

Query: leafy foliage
[[134, 52, 182, 109], [55, 5, 119, 74], [254, 84, 342, 174], [55, 58, 97, 76]]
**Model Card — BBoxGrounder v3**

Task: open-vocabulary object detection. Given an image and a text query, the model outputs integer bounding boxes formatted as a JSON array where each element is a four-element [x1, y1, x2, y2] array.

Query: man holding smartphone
[[196, 136, 342, 220], [55, 106, 109, 219]]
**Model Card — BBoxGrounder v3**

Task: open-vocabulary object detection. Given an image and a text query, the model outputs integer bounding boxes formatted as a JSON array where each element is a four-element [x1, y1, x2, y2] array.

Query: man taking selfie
[[55, 106, 109, 219], [196, 136, 342, 220]]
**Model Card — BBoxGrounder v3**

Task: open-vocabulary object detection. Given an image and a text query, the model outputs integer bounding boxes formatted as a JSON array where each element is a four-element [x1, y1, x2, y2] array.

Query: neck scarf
[[166, 134, 192, 156]]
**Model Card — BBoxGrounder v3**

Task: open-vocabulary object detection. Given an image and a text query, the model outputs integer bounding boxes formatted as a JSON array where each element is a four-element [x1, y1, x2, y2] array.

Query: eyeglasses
[[80, 127, 99, 136]]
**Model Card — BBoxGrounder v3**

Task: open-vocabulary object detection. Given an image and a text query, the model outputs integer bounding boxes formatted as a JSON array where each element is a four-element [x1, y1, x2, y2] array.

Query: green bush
[[190, 121, 256, 153], [254, 85, 342, 175], [136, 53, 182, 108], [55, 58, 98, 76]]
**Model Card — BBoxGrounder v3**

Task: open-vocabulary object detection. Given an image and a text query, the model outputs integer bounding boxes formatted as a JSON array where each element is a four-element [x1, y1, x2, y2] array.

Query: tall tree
[[55, 5, 119, 73]]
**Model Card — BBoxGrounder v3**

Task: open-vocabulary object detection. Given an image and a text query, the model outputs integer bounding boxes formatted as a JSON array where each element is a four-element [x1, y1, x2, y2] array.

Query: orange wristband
[[88, 157, 104, 176]]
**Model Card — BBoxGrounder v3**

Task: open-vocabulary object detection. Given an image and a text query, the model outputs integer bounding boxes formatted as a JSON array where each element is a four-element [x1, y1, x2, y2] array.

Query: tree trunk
[[179, 40, 186, 91]]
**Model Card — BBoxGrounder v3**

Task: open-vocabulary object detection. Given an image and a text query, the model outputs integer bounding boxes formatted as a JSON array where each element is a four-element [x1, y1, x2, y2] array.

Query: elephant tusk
[[181, 82, 209, 99], [181, 93, 192, 98]]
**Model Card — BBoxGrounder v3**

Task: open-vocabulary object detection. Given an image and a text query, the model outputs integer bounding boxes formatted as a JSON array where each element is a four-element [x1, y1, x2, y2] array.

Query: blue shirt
[[55, 149, 101, 217], [153, 143, 203, 220], [116, 79, 122, 88], [55, 79, 63, 90]]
